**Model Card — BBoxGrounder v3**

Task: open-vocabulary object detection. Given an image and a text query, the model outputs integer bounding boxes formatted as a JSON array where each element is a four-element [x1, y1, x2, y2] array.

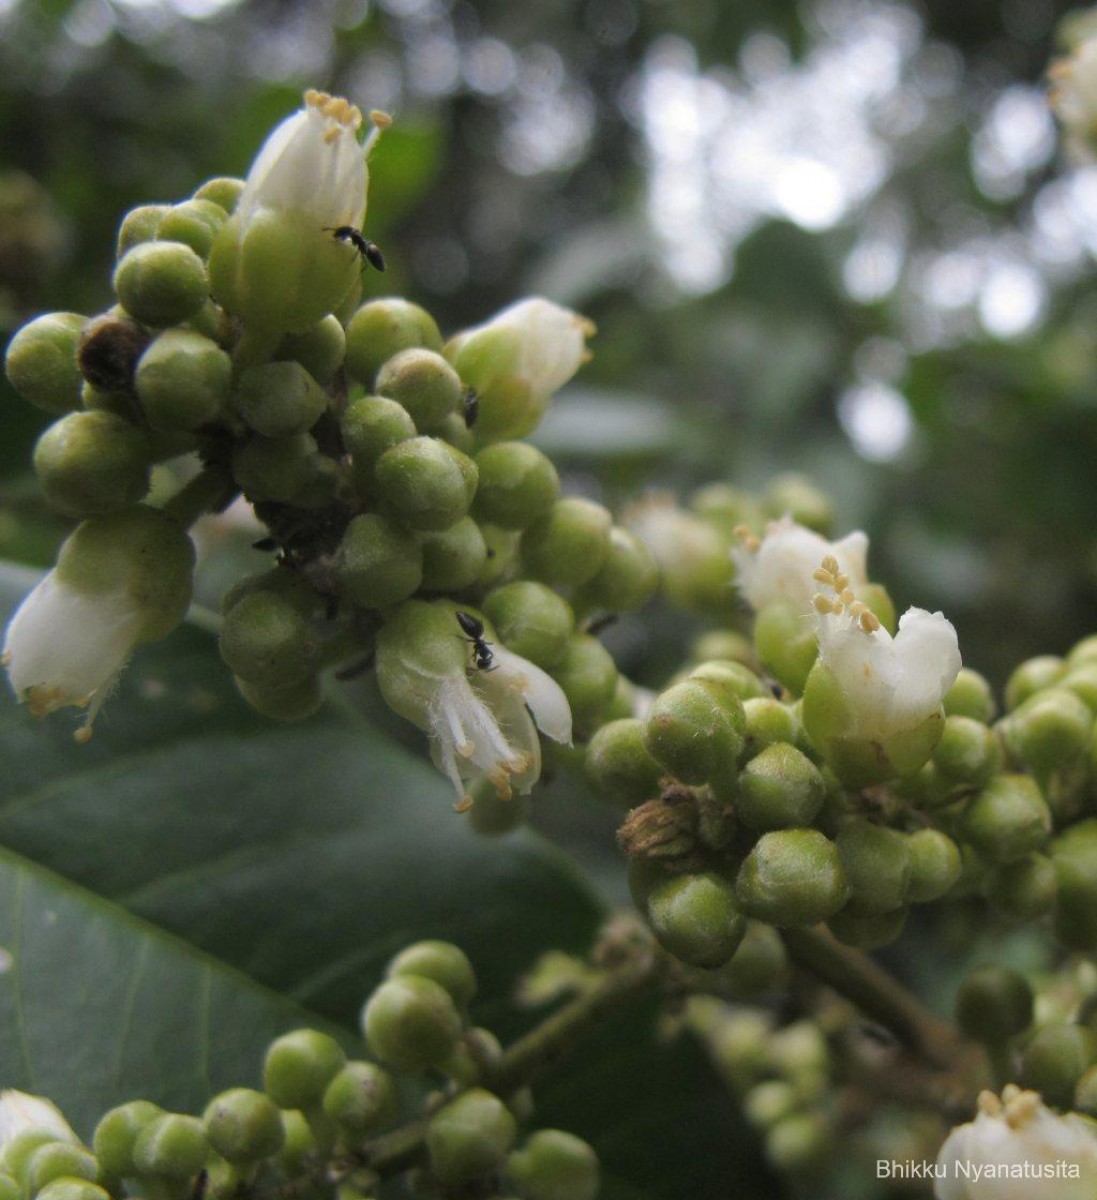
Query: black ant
[[456, 610, 496, 672], [323, 226, 386, 272], [462, 387, 480, 428]]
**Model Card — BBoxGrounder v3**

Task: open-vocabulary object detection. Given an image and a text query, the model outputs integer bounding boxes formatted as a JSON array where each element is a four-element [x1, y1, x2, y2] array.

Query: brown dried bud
[[78, 312, 151, 391], [618, 785, 701, 864]]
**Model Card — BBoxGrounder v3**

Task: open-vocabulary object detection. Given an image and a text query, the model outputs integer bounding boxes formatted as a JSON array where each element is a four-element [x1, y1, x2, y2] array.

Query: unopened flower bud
[[340, 394, 417, 496], [961, 774, 1051, 864], [235, 673, 323, 722], [944, 667, 997, 723], [1052, 820, 1097, 950], [132, 1114, 209, 1180], [624, 495, 734, 614], [25, 1143, 99, 1194], [753, 602, 819, 695], [332, 513, 423, 608], [232, 431, 319, 503], [472, 442, 560, 530], [574, 526, 659, 614], [113, 240, 209, 327], [376, 347, 462, 433], [419, 518, 487, 592], [644, 679, 745, 787], [202, 1089, 284, 1164], [735, 829, 849, 926], [1019, 1023, 1096, 1110], [263, 1029, 347, 1110], [482, 582, 574, 669], [548, 633, 618, 731], [35, 1183, 110, 1200], [743, 697, 802, 755], [375, 436, 477, 531], [905, 828, 962, 903], [193, 176, 244, 212], [345, 298, 443, 387], [116, 205, 168, 258], [955, 965, 1033, 1043], [828, 905, 908, 950], [1001, 687, 1092, 782], [520, 497, 612, 588], [835, 820, 910, 915], [647, 870, 745, 968], [387, 941, 477, 1009], [322, 1062, 399, 1138], [715, 920, 788, 998], [277, 314, 346, 384], [584, 718, 664, 808], [93, 1102, 164, 1178], [157, 199, 229, 259], [135, 329, 232, 432], [507, 1130, 600, 1200], [235, 360, 327, 438], [985, 852, 1057, 921], [5, 312, 86, 414], [1004, 654, 1065, 711], [362, 976, 462, 1073], [737, 742, 825, 831], [219, 591, 318, 689], [933, 715, 1002, 788], [425, 1090, 516, 1186], [34, 410, 151, 517]]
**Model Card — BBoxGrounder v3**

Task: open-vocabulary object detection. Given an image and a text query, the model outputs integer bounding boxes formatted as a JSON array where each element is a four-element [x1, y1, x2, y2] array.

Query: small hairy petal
[[488, 646, 573, 745]]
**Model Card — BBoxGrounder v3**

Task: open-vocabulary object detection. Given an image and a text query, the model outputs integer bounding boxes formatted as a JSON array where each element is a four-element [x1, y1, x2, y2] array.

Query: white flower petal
[[3, 573, 143, 726], [889, 607, 963, 727], [0, 1090, 77, 1147], [489, 646, 573, 746]]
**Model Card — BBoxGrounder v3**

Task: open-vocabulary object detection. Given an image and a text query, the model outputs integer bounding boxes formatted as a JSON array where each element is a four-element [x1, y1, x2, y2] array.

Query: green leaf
[[0, 845, 353, 1136]]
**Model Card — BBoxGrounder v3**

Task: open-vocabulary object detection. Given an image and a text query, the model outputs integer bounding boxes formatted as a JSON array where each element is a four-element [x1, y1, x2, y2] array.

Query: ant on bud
[[455, 610, 496, 672], [323, 226, 386, 272]]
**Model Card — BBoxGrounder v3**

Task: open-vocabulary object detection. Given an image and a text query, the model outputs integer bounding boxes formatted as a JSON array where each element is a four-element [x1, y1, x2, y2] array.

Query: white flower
[[236, 89, 388, 232], [1050, 40, 1097, 159], [0, 1090, 77, 1147], [3, 570, 145, 743], [733, 515, 868, 615], [427, 645, 572, 808], [812, 555, 961, 739], [935, 1086, 1097, 1200]]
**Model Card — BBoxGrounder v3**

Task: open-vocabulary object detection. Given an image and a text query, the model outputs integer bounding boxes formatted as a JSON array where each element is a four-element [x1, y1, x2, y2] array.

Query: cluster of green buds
[[0, 941, 599, 1200], [2, 90, 664, 807]]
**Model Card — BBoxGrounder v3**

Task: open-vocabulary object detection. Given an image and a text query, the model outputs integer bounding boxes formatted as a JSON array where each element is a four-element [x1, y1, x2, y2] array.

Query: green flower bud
[[519, 498, 612, 588], [584, 718, 664, 808], [193, 177, 244, 212], [25, 1144, 99, 1194], [235, 673, 323, 722], [753, 601, 818, 695], [737, 743, 825, 831], [157, 199, 228, 258], [550, 633, 618, 730], [134, 329, 232, 432], [691, 629, 755, 666], [644, 679, 745, 787], [904, 828, 962, 902], [1061, 663, 1097, 714], [34, 411, 151, 517], [708, 920, 788, 998], [735, 829, 849, 926], [955, 965, 1033, 1043], [386, 940, 477, 1009], [276, 315, 346, 385], [764, 473, 833, 532], [132, 1114, 209, 1180], [5, 312, 86, 414], [116, 205, 168, 258], [1004, 655, 1065, 711], [263, 1029, 347, 1110], [764, 1113, 829, 1174], [475, 523, 520, 588], [222, 566, 317, 616], [435, 408, 475, 453], [93, 1101, 165, 1177], [425, 1090, 517, 1186], [376, 347, 463, 433], [574, 526, 659, 615], [471, 442, 560, 531], [35, 1183, 111, 1200], [482, 582, 574, 669], [742, 697, 802, 756], [933, 715, 1002, 788], [1051, 820, 1097, 950], [1, 1133, 59, 1184], [203, 1089, 284, 1164], [835, 820, 910, 915], [465, 777, 530, 836], [233, 361, 327, 437], [322, 1062, 400, 1138], [345, 298, 443, 387], [340, 394, 417, 496], [113, 241, 208, 327], [1069, 634, 1097, 669], [232, 431, 319, 503], [507, 1130, 600, 1200], [1002, 687, 1093, 781], [219, 591, 317, 688], [334, 513, 423, 608], [1019, 1023, 1097, 1109], [419, 518, 487, 591], [985, 852, 1057, 920], [743, 1079, 799, 1128], [961, 774, 1052, 864], [690, 660, 767, 703], [363, 975, 463, 1072], [944, 667, 997, 723], [828, 905, 908, 950], [374, 436, 477, 531], [275, 1111, 316, 1176], [646, 870, 746, 968]]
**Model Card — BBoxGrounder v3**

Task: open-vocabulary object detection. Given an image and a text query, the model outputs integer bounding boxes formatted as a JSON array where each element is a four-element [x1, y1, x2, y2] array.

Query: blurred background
[[2, 0, 1097, 689]]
